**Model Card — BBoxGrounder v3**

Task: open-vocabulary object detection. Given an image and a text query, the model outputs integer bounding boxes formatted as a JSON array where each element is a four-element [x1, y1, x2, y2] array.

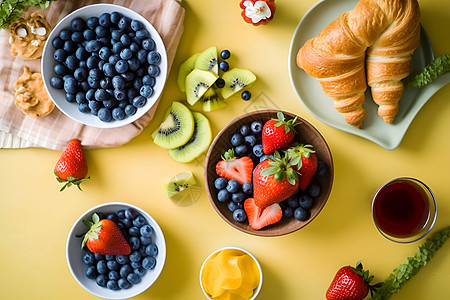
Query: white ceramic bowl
[[199, 246, 263, 300], [42, 4, 168, 128], [66, 202, 166, 299]]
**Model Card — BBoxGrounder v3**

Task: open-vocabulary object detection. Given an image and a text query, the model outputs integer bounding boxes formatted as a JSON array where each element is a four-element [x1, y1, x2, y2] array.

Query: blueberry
[[231, 133, 244, 146], [127, 88, 139, 99], [110, 11, 122, 24], [97, 47, 111, 61], [53, 49, 67, 62], [59, 29, 72, 40], [128, 58, 140, 71], [65, 93, 75, 103], [114, 89, 126, 101], [74, 67, 88, 81], [215, 78, 225, 88], [110, 107, 125, 120], [95, 25, 108, 38], [109, 53, 121, 65], [140, 224, 153, 237], [142, 75, 155, 86], [52, 36, 64, 49], [214, 177, 228, 190], [142, 38, 155, 51], [99, 77, 111, 90], [107, 270, 120, 281], [129, 226, 140, 236], [99, 13, 111, 27], [145, 244, 158, 256], [134, 267, 146, 277], [316, 161, 328, 176], [118, 277, 130, 289], [235, 144, 250, 157], [82, 252, 95, 265], [308, 183, 321, 198], [120, 34, 131, 46], [85, 40, 101, 53], [86, 265, 97, 279], [96, 260, 108, 274], [147, 64, 160, 77], [80, 81, 90, 91], [119, 48, 132, 60], [129, 236, 140, 251], [125, 104, 137, 116], [251, 121, 263, 134], [137, 49, 148, 63], [286, 195, 299, 208], [83, 29, 96, 40], [50, 76, 64, 89], [226, 179, 240, 193], [129, 42, 140, 53], [112, 75, 125, 90], [120, 217, 132, 228], [71, 31, 84, 43], [64, 77, 77, 94], [227, 200, 240, 212], [232, 192, 246, 203], [140, 85, 153, 98], [220, 49, 231, 60], [63, 40, 76, 53], [65, 55, 79, 70], [253, 144, 264, 157], [241, 91, 252, 101], [115, 60, 129, 73], [106, 279, 119, 290], [86, 16, 99, 29], [95, 89, 109, 101], [217, 189, 231, 202], [294, 207, 309, 221], [116, 255, 129, 265], [86, 55, 100, 69], [299, 195, 313, 209], [233, 208, 247, 222], [132, 95, 147, 108], [147, 51, 161, 65], [119, 263, 133, 278], [136, 29, 149, 39], [106, 260, 119, 271], [94, 253, 105, 261], [242, 182, 252, 194], [75, 47, 88, 60], [283, 206, 294, 218], [131, 19, 143, 31], [98, 107, 112, 122], [140, 235, 153, 246], [96, 274, 108, 287], [142, 256, 156, 270], [129, 251, 142, 263], [78, 102, 89, 113], [244, 135, 257, 147], [260, 154, 273, 163], [121, 71, 134, 82], [219, 61, 229, 72], [126, 272, 140, 284], [117, 210, 126, 219], [85, 89, 96, 101]]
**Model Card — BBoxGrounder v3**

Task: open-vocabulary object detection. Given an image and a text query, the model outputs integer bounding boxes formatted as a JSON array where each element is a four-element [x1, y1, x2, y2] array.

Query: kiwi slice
[[221, 68, 257, 99], [153, 101, 195, 149], [177, 53, 200, 93], [186, 69, 218, 105], [201, 88, 227, 112], [168, 112, 212, 163], [194, 46, 218, 74], [163, 171, 197, 198]]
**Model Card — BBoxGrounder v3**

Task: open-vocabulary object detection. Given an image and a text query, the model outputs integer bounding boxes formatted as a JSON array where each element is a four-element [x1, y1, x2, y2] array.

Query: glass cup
[[371, 177, 437, 243]]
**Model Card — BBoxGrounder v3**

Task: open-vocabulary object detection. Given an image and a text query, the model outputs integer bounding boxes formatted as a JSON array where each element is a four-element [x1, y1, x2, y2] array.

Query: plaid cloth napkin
[[0, 0, 184, 150]]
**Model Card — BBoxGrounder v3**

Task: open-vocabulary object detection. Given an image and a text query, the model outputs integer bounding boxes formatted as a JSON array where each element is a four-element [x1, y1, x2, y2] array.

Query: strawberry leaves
[[260, 151, 298, 185]]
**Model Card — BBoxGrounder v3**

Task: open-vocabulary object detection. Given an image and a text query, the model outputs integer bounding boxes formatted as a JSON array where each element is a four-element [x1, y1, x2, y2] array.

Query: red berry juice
[[372, 180, 430, 238]]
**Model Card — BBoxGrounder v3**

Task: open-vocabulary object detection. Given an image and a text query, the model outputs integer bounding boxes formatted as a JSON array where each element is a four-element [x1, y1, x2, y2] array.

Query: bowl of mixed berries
[[66, 202, 166, 299], [204, 110, 333, 236]]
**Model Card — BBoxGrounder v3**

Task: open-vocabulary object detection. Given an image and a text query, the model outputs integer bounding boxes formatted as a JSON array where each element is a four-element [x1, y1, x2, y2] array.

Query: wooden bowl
[[204, 110, 334, 237]]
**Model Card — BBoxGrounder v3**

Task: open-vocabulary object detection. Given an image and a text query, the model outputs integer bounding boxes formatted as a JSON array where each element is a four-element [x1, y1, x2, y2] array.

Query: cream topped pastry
[[14, 66, 54, 118], [9, 13, 51, 60], [240, 0, 276, 26]]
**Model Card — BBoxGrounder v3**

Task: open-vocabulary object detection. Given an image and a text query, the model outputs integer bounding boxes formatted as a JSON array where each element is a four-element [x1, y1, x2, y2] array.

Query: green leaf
[[403, 54, 450, 88], [260, 166, 278, 176]]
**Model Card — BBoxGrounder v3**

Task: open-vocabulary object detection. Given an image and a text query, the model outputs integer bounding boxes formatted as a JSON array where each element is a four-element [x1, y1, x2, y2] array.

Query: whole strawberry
[[54, 139, 89, 191], [81, 213, 131, 256], [286, 143, 318, 190], [262, 111, 299, 155], [253, 151, 299, 208], [326, 261, 382, 300]]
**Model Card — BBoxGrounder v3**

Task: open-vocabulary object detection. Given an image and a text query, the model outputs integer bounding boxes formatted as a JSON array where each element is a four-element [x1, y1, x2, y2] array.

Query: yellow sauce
[[201, 249, 260, 300]]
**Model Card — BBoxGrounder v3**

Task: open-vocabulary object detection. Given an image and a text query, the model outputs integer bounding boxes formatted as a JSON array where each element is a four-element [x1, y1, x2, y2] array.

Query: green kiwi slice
[[186, 69, 218, 105], [168, 112, 212, 163], [201, 88, 227, 112], [153, 101, 195, 149], [221, 68, 257, 99], [177, 53, 200, 93], [163, 171, 197, 198], [194, 46, 218, 74]]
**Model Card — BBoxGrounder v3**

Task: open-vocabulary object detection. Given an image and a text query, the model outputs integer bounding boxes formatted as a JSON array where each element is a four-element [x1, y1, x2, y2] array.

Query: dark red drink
[[372, 180, 430, 238]]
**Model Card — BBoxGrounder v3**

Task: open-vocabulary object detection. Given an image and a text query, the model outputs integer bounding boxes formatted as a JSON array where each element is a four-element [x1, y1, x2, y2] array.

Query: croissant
[[296, 0, 421, 128]]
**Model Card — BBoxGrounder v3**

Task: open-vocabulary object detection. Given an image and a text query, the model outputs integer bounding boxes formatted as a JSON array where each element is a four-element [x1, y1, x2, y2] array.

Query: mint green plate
[[288, 0, 450, 150]]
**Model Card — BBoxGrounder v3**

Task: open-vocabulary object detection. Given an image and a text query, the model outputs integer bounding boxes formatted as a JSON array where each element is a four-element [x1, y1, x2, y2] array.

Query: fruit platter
[[1, 0, 450, 300]]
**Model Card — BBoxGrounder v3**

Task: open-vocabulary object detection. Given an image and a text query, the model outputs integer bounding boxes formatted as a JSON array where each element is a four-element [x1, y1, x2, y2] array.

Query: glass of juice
[[371, 177, 437, 243]]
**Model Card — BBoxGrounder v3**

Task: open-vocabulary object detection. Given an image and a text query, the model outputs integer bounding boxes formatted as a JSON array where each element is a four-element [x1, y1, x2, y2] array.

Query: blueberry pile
[[213, 121, 329, 224], [49, 12, 162, 122], [81, 208, 159, 290]]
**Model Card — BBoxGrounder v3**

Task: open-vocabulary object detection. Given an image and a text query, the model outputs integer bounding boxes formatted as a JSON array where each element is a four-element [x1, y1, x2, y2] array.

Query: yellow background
[[1, 0, 450, 299]]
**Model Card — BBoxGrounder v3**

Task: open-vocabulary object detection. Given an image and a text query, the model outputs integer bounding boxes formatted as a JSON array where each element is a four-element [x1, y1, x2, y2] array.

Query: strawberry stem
[[260, 151, 298, 184]]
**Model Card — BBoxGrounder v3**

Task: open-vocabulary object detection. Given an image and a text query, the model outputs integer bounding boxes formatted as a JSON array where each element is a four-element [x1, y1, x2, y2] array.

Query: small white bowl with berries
[[66, 202, 166, 299], [204, 110, 334, 237]]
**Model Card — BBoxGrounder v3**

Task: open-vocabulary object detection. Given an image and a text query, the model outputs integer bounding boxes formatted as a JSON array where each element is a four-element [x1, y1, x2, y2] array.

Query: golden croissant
[[296, 0, 421, 128]]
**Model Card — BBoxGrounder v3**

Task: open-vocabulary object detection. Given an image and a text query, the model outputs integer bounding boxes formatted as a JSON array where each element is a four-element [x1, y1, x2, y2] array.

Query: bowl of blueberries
[[41, 4, 167, 128], [204, 110, 334, 237], [66, 202, 166, 299]]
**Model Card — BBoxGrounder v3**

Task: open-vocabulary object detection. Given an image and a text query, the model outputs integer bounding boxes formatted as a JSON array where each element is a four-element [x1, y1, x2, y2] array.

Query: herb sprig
[[403, 54, 450, 88], [0, 0, 57, 29]]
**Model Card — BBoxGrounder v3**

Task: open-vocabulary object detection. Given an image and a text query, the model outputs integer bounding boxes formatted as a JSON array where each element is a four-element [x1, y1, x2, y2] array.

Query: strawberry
[[244, 198, 282, 230], [54, 139, 89, 191], [216, 149, 253, 185], [240, 0, 276, 26], [81, 213, 131, 256], [262, 111, 299, 155], [286, 143, 318, 190], [253, 151, 299, 208], [326, 261, 382, 300]]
